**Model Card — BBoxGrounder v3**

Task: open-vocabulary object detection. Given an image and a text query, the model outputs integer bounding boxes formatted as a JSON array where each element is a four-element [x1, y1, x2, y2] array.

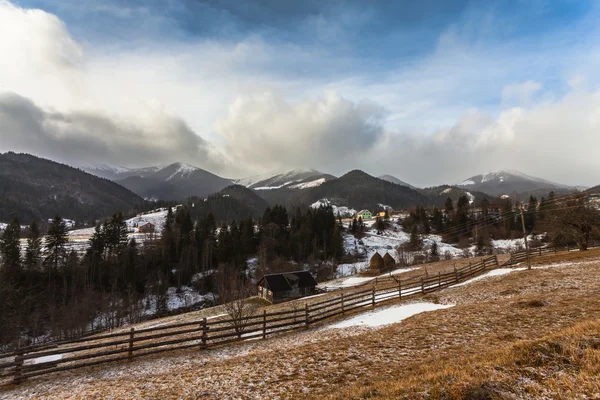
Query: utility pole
[[519, 203, 532, 270]]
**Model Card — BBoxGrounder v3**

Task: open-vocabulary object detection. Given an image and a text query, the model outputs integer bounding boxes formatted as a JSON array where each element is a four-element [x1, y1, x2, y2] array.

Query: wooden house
[[138, 222, 155, 233], [257, 271, 318, 304]]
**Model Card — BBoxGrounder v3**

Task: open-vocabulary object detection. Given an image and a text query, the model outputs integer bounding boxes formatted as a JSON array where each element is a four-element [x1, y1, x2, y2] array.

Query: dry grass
[[3, 251, 600, 399]]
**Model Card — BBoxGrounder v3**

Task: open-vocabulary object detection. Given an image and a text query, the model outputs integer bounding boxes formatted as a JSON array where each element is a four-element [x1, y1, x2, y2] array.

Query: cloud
[[502, 81, 543, 106], [0, 92, 230, 172], [215, 91, 386, 173], [366, 89, 600, 187]]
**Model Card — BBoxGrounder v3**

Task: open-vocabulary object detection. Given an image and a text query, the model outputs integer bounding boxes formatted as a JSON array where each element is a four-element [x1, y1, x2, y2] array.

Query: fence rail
[[503, 241, 600, 266], [0, 256, 499, 385]]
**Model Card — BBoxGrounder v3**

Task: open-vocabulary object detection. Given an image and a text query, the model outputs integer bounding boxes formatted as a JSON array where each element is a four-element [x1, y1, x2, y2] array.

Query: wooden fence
[[0, 256, 498, 385], [503, 240, 600, 266]]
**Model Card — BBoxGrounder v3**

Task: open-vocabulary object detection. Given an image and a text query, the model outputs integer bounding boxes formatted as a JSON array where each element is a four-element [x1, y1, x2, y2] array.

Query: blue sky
[[2, 0, 600, 185]]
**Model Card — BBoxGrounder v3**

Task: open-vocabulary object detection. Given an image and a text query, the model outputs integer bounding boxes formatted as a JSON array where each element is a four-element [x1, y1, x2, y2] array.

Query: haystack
[[369, 252, 384, 270], [383, 252, 396, 269]]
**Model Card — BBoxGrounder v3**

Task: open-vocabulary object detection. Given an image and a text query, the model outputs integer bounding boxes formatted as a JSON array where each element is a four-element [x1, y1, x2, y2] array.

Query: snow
[[465, 191, 475, 205], [328, 302, 455, 329], [451, 267, 527, 288], [27, 354, 63, 365], [288, 178, 326, 189], [500, 194, 511, 199], [69, 206, 178, 236], [166, 163, 198, 181], [311, 199, 356, 217], [461, 179, 475, 186], [440, 188, 452, 195]]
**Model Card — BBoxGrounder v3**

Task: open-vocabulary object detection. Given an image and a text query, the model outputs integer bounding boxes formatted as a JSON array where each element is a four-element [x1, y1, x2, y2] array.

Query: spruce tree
[[24, 221, 42, 272], [44, 215, 68, 277], [0, 217, 22, 281]]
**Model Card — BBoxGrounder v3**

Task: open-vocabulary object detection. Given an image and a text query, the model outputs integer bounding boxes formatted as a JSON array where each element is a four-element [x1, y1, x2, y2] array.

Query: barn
[[257, 271, 318, 304]]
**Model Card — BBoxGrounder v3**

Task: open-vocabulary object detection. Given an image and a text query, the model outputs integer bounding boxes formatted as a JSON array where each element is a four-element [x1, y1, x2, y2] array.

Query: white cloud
[[502, 81, 543, 106], [215, 91, 385, 173]]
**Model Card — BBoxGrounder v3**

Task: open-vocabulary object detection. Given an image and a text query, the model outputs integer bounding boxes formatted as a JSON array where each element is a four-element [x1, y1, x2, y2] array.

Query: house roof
[[138, 222, 154, 227], [357, 209, 371, 215], [258, 271, 318, 292]]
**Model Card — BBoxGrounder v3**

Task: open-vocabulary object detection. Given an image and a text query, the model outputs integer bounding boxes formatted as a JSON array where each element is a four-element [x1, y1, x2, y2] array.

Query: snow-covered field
[[69, 207, 174, 236]]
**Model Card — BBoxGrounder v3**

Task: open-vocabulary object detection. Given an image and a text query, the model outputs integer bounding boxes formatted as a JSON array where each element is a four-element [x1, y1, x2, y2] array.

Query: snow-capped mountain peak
[[458, 170, 572, 197], [165, 162, 200, 181], [234, 168, 334, 190]]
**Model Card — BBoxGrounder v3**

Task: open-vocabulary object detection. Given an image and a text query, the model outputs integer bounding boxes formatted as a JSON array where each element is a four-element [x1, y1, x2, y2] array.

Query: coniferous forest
[[0, 204, 343, 349]]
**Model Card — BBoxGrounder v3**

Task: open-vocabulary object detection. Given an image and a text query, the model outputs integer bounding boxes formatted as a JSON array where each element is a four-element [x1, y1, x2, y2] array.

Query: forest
[[0, 204, 343, 349]]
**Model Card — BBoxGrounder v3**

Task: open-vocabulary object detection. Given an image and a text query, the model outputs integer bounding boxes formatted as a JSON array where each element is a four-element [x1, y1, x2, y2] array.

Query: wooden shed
[[369, 253, 384, 270], [383, 253, 396, 269], [257, 271, 318, 304], [138, 222, 155, 233]]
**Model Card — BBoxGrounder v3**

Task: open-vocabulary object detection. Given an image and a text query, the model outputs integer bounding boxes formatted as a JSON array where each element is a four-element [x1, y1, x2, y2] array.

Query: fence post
[[438, 272, 441, 288], [398, 280, 402, 299], [454, 266, 459, 282], [128, 328, 135, 361], [341, 291, 345, 314], [421, 278, 425, 294], [201, 317, 208, 349], [482, 259, 486, 270], [12, 347, 24, 385], [262, 309, 267, 339], [304, 303, 310, 329], [469, 262, 472, 274], [567, 244, 570, 252], [494, 255, 499, 267], [372, 286, 376, 308]]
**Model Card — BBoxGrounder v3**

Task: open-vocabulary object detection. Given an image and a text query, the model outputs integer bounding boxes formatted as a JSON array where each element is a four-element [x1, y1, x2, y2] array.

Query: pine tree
[[0, 217, 22, 281], [44, 215, 68, 277], [430, 241, 439, 262], [24, 221, 42, 272]]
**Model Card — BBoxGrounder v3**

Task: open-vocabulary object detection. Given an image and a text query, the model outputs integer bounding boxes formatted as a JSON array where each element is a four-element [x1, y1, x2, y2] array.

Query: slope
[[116, 162, 233, 200], [378, 174, 416, 189], [458, 170, 572, 197], [0, 152, 143, 223]]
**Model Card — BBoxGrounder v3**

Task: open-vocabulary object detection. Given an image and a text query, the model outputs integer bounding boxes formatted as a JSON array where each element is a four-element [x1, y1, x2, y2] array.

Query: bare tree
[[547, 194, 600, 250], [216, 264, 258, 337]]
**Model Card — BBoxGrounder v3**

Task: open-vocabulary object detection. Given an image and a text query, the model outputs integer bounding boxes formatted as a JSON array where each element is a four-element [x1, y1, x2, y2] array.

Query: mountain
[[114, 163, 233, 200], [0, 152, 143, 223], [418, 185, 493, 207], [458, 170, 573, 197], [187, 185, 269, 223], [80, 164, 163, 180], [377, 174, 416, 189], [234, 169, 335, 190], [293, 170, 427, 211]]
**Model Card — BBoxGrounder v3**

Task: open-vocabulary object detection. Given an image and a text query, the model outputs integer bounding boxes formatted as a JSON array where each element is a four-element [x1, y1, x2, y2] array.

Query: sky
[[1, 0, 600, 186]]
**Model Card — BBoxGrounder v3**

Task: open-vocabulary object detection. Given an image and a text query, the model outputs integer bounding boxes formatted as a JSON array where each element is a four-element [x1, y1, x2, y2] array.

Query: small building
[[257, 271, 318, 304], [138, 222, 155, 233], [357, 210, 373, 220], [369, 252, 384, 270], [590, 193, 600, 203], [383, 253, 396, 270]]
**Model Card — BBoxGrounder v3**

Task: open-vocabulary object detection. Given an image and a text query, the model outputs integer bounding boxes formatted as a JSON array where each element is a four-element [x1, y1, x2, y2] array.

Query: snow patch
[[288, 178, 326, 189], [328, 302, 454, 329], [451, 268, 527, 288]]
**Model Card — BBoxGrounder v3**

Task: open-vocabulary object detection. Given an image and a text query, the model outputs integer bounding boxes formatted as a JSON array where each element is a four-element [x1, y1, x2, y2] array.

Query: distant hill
[[377, 174, 416, 189], [234, 169, 335, 190], [0, 152, 143, 224], [458, 170, 572, 197], [113, 163, 233, 200], [293, 170, 427, 211], [187, 185, 269, 223], [418, 185, 493, 207]]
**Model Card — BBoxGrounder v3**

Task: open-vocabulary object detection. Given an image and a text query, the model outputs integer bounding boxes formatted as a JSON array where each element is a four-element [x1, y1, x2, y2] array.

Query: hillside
[[458, 170, 572, 197], [234, 169, 335, 190], [294, 170, 427, 211], [6, 250, 600, 399], [418, 185, 493, 207], [187, 185, 269, 223], [0, 152, 143, 224], [378, 174, 416, 189], [116, 162, 233, 200]]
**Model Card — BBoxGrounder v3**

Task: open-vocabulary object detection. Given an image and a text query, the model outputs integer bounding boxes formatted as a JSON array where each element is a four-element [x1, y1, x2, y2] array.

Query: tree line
[[0, 204, 343, 349]]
